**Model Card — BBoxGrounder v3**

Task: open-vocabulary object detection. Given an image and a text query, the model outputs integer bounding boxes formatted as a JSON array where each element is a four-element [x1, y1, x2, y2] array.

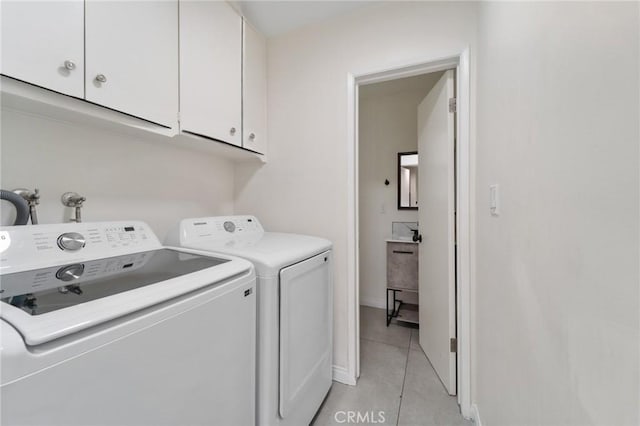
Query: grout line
[[360, 335, 410, 350], [396, 331, 412, 426]]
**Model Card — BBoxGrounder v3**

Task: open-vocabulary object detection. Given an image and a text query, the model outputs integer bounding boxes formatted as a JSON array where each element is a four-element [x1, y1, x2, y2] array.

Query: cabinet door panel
[[1, 0, 84, 98], [387, 243, 419, 290], [85, 0, 178, 127], [242, 22, 267, 154], [180, 1, 242, 146]]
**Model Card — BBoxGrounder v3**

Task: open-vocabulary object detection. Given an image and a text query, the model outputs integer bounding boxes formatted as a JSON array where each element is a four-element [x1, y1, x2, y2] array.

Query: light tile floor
[[312, 306, 471, 426]]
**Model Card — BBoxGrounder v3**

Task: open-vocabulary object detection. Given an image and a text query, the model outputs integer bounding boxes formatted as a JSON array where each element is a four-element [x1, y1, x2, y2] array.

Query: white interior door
[[417, 70, 456, 395]]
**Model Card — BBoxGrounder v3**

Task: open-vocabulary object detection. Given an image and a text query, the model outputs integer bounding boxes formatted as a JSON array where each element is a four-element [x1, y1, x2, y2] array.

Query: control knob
[[57, 232, 86, 251], [56, 264, 85, 282]]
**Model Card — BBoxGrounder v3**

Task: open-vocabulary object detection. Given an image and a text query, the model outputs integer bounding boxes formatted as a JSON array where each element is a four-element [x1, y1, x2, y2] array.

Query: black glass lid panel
[[0, 249, 229, 316]]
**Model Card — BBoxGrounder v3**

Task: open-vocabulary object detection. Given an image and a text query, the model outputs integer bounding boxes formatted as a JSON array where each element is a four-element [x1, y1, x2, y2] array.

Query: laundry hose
[[1, 189, 30, 225]]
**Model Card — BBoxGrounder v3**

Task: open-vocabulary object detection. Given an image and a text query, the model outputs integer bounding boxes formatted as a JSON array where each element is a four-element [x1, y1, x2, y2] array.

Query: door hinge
[[450, 337, 457, 353], [449, 97, 457, 113]]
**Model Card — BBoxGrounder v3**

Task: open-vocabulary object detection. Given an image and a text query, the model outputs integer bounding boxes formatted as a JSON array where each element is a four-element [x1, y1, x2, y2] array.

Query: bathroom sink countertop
[[386, 238, 418, 244]]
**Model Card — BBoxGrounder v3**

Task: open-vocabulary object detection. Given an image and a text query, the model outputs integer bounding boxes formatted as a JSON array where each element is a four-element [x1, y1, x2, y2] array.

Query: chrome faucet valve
[[13, 188, 41, 224], [61, 192, 86, 223]]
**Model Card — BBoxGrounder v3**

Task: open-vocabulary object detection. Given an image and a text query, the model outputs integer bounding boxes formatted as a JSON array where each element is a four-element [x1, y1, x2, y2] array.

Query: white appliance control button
[[57, 232, 86, 251], [223, 221, 236, 233]]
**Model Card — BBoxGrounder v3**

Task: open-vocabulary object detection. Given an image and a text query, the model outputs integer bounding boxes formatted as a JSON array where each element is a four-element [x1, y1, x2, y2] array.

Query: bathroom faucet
[[404, 222, 422, 243], [61, 192, 86, 223]]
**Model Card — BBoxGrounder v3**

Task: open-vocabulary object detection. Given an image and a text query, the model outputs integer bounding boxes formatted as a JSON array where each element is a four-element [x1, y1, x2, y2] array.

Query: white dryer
[[167, 216, 333, 426], [1, 221, 256, 426]]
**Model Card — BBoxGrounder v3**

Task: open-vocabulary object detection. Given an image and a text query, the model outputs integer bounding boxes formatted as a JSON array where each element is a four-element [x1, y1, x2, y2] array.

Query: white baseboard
[[460, 403, 474, 422], [471, 404, 482, 426], [359, 298, 386, 310], [332, 365, 357, 386]]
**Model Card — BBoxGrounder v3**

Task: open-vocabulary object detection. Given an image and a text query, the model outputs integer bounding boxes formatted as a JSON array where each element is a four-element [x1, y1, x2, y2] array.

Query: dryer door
[[279, 250, 332, 419]]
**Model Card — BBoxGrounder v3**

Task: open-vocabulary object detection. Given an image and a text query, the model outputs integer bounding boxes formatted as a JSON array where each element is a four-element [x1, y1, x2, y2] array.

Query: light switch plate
[[489, 184, 499, 216]]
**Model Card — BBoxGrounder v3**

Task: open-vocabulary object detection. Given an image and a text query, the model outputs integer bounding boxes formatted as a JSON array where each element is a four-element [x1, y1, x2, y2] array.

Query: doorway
[[346, 51, 472, 418], [359, 67, 456, 389]]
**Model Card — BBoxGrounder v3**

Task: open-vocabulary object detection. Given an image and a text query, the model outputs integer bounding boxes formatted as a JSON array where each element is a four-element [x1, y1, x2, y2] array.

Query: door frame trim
[[345, 48, 473, 418]]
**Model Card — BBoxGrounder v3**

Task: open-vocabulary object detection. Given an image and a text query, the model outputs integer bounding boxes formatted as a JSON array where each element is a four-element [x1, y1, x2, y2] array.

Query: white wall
[[474, 2, 639, 424], [236, 1, 639, 423], [1, 108, 235, 239], [234, 1, 477, 376], [358, 89, 423, 309]]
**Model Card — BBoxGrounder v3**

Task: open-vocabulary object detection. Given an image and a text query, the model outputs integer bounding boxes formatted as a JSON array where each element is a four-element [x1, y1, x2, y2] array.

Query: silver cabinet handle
[[230, 127, 236, 135], [249, 133, 256, 140], [95, 74, 107, 83], [64, 60, 76, 70]]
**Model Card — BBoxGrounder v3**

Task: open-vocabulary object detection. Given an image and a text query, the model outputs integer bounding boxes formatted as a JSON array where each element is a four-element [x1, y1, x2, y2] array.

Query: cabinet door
[[180, 1, 242, 146], [242, 21, 267, 154], [387, 243, 419, 290], [85, 0, 178, 127], [0, 0, 84, 98]]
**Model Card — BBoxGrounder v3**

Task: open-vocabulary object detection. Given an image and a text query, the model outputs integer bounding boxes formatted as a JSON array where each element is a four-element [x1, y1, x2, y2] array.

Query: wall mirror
[[397, 151, 418, 210]]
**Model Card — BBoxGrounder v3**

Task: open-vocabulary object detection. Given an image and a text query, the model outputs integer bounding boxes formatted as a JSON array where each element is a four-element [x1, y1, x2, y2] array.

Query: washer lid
[[0, 248, 252, 346], [178, 232, 332, 277]]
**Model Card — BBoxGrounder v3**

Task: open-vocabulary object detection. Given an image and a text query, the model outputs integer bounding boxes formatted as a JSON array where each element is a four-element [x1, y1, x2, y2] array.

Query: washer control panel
[[179, 216, 264, 243], [0, 221, 160, 274]]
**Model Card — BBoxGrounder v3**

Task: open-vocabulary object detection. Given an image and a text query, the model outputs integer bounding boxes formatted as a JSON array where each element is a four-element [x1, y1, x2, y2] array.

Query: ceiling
[[238, 1, 376, 37]]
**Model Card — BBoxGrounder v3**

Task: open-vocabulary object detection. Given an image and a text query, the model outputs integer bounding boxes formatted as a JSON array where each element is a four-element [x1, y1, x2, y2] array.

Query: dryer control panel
[[0, 221, 160, 274], [177, 216, 264, 244]]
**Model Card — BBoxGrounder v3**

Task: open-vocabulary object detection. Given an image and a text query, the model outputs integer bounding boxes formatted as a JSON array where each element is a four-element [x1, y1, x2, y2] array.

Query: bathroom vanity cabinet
[[386, 240, 419, 326]]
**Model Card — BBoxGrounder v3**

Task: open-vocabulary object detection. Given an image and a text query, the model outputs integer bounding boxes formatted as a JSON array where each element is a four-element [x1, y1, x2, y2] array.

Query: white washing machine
[[0, 221, 256, 426], [167, 216, 333, 426]]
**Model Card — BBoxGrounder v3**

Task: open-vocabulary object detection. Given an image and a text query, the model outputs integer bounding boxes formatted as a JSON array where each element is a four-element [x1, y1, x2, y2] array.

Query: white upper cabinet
[[242, 21, 267, 155], [1, 0, 265, 158], [0, 0, 84, 98], [85, 1, 178, 127], [179, 1, 242, 146]]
